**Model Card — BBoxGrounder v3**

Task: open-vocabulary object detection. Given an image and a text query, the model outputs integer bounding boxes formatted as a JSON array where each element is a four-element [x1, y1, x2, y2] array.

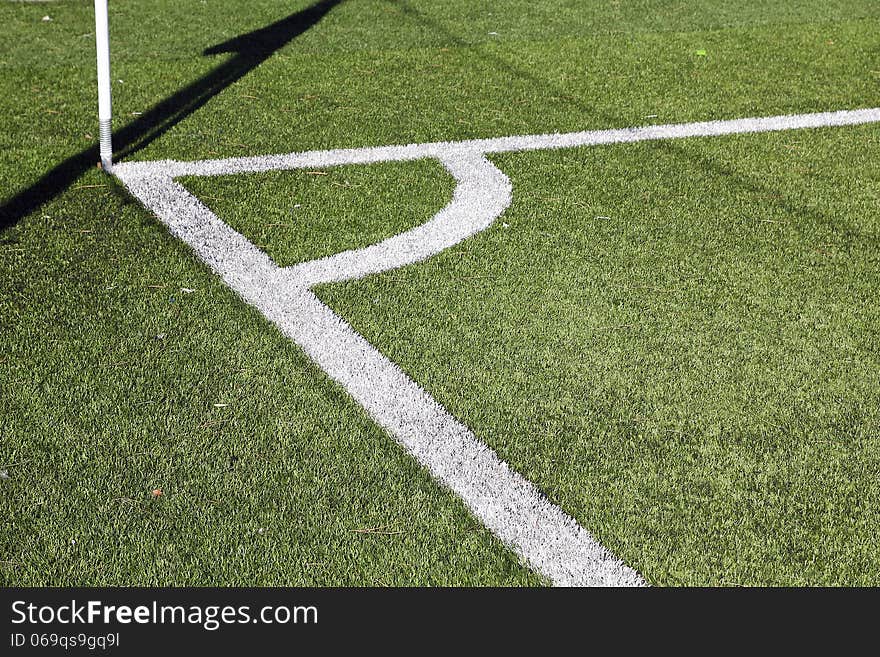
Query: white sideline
[[118, 107, 880, 179], [113, 108, 880, 586]]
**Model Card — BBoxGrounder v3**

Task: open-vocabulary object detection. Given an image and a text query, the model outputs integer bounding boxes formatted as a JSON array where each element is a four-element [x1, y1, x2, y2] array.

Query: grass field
[[2, 1, 879, 585]]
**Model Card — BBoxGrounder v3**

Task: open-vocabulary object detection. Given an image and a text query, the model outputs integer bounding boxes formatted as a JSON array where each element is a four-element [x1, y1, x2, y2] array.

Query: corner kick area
[[113, 108, 880, 586]]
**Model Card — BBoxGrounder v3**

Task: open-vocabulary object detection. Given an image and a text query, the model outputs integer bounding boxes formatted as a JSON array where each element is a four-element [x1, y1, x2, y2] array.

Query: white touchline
[[113, 108, 880, 586]]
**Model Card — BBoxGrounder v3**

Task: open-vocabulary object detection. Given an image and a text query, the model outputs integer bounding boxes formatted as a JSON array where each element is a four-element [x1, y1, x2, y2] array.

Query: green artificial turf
[[2, 0, 879, 585]]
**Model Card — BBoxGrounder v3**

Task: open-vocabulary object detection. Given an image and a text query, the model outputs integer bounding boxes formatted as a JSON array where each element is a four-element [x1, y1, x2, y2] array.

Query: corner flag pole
[[94, 0, 113, 171]]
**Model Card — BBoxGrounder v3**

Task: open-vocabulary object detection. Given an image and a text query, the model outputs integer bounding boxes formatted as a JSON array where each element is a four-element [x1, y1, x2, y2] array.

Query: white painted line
[[114, 108, 880, 586], [117, 107, 880, 180]]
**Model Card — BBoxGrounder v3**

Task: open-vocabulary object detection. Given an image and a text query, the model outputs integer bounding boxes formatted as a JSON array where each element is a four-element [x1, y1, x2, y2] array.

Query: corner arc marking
[[285, 152, 512, 286]]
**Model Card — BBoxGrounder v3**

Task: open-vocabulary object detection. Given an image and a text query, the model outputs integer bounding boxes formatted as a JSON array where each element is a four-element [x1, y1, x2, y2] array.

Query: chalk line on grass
[[122, 107, 880, 180], [114, 107, 880, 586]]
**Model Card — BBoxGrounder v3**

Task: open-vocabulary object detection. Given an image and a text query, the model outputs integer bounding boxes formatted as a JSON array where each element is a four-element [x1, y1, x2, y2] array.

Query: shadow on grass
[[0, 0, 344, 232]]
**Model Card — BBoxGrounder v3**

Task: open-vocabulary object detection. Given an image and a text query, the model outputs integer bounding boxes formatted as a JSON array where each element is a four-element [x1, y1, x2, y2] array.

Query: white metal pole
[[94, 0, 113, 171]]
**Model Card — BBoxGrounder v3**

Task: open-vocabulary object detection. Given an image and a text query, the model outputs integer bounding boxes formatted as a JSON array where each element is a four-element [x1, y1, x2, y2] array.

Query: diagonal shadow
[[0, 0, 344, 231]]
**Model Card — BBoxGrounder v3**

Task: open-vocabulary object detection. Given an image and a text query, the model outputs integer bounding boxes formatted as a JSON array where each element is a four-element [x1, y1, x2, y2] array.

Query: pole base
[[98, 117, 113, 172]]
